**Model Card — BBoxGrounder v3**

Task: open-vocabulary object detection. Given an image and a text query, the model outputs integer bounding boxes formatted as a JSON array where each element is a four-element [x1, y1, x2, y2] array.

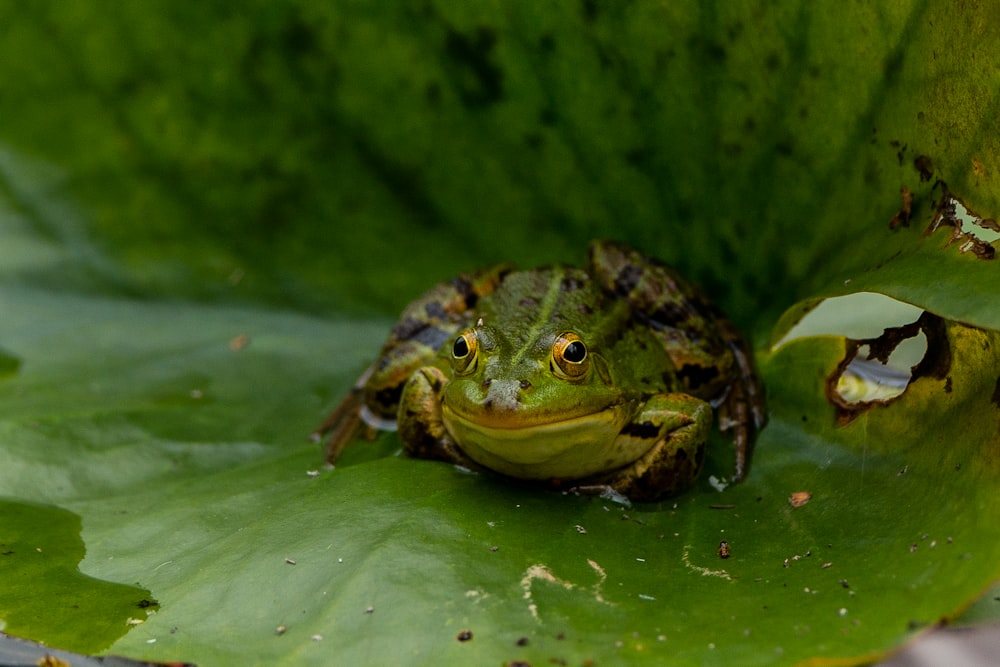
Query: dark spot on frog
[[449, 276, 477, 306], [482, 378, 492, 389], [413, 325, 452, 351], [676, 363, 720, 391], [425, 301, 448, 320], [613, 264, 643, 296], [391, 317, 425, 341], [623, 420, 659, 440], [520, 379, 532, 390], [373, 384, 404, 411], [914, 154, 933, 181], [560, 276, 587, 292], [444, 26, 503, 108], [519, 296, 539, 308], [576, 303, 593, 315]]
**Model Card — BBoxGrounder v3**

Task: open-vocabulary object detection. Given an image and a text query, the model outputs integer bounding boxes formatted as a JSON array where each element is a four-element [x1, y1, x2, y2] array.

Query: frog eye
[[551, 332, 590, 380], [450, 330, 478, 374]]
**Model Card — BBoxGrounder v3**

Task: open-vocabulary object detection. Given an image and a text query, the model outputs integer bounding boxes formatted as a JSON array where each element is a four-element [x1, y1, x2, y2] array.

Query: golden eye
[[451, 330, 478, 374], [551, 332, 590, 380]]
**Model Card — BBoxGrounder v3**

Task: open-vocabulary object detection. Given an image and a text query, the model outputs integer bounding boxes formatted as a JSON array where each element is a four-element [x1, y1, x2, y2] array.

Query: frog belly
[[441, 404, 650, 480]]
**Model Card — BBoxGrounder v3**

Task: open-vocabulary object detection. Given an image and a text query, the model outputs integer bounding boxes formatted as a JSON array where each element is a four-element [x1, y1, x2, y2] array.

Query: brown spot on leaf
[[972, 158, 987, 179], [889, 185, 913, 230], [914, 154, 933, 181]]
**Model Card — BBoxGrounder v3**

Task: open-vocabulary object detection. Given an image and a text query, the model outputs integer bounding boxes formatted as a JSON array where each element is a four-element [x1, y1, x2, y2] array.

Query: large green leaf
[[0, 1, 998, 666]]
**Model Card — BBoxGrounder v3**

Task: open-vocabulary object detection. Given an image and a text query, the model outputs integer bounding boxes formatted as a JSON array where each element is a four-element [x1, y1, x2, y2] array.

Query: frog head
[[440, 319, 641, 480]]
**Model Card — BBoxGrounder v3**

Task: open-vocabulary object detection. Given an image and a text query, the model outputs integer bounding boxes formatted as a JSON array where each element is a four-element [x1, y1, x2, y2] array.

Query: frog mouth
[[440, 403, 641, 480]]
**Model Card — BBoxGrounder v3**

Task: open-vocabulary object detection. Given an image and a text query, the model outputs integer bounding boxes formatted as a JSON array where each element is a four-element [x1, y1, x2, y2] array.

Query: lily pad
[[0, 1, 998, 666], [0, 499, 156, 653]]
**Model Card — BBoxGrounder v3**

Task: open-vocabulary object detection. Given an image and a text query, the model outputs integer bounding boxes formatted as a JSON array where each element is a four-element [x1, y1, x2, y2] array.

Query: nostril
[[482, 378, 492, 388], [519, 380, 532, 390]]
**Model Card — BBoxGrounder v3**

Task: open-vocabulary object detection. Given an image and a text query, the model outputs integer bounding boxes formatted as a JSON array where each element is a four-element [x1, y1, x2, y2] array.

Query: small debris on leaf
[[275, 625, 287, 636], [718, 541, 731, 559], [575, 525, 587, 534], [229, 334, 250, 351], [788, 491, 812, 508], [285, 557, 296, 565], [456, 629, 473, 642]]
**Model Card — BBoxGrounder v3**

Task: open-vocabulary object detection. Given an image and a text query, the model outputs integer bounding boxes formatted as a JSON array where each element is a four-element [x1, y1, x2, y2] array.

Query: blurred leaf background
[[0, 1, 998, 665]]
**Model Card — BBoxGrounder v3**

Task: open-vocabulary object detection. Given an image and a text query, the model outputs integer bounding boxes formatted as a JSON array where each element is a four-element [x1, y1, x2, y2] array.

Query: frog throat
[[440, 403, 647, 480]]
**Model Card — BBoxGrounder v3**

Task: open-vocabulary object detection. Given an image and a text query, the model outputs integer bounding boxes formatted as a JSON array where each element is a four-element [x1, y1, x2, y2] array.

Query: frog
[[314, 240, 765, 502]]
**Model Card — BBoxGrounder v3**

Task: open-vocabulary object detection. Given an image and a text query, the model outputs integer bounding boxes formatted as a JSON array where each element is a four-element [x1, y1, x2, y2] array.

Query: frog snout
[[481, 378, 532, 411]]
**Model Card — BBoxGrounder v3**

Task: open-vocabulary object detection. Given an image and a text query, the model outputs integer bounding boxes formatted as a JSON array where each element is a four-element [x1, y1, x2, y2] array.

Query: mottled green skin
[[318, 240, 764, 501]]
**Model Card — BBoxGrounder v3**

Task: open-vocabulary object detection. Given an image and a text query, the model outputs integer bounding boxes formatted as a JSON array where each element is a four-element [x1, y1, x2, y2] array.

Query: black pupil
[[563, 341, 586, 363], [453, 336, 470, 358]]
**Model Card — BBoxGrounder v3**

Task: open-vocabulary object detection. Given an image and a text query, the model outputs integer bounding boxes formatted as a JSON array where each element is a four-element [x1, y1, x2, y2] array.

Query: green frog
[[315, 240, 764, 501]]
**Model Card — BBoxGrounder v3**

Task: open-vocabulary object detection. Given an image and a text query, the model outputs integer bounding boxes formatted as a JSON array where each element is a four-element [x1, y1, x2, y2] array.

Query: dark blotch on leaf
[[539, 106, 558, 127], [914, 154, 933, 181], [445, 27, 503, 108]]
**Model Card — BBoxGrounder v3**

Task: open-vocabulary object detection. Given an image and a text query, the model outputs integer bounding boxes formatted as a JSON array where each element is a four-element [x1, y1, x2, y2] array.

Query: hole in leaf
[[773, 293, 951, 422], [924, 183, 998, 259]]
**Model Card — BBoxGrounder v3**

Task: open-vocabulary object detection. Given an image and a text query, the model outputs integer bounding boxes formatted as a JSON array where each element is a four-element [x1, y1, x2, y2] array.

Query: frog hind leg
[[397, 366, 480, 470], [588, 239, 765, 482], [575, 393, 711, 503], [713, 319, 767, 481]]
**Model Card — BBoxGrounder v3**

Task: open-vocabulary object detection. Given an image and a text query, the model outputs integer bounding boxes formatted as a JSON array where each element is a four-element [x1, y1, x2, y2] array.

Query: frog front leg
[[315, 263, 511, 465], [397, 366, 480, 470], [581, 393, 711, 502]]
